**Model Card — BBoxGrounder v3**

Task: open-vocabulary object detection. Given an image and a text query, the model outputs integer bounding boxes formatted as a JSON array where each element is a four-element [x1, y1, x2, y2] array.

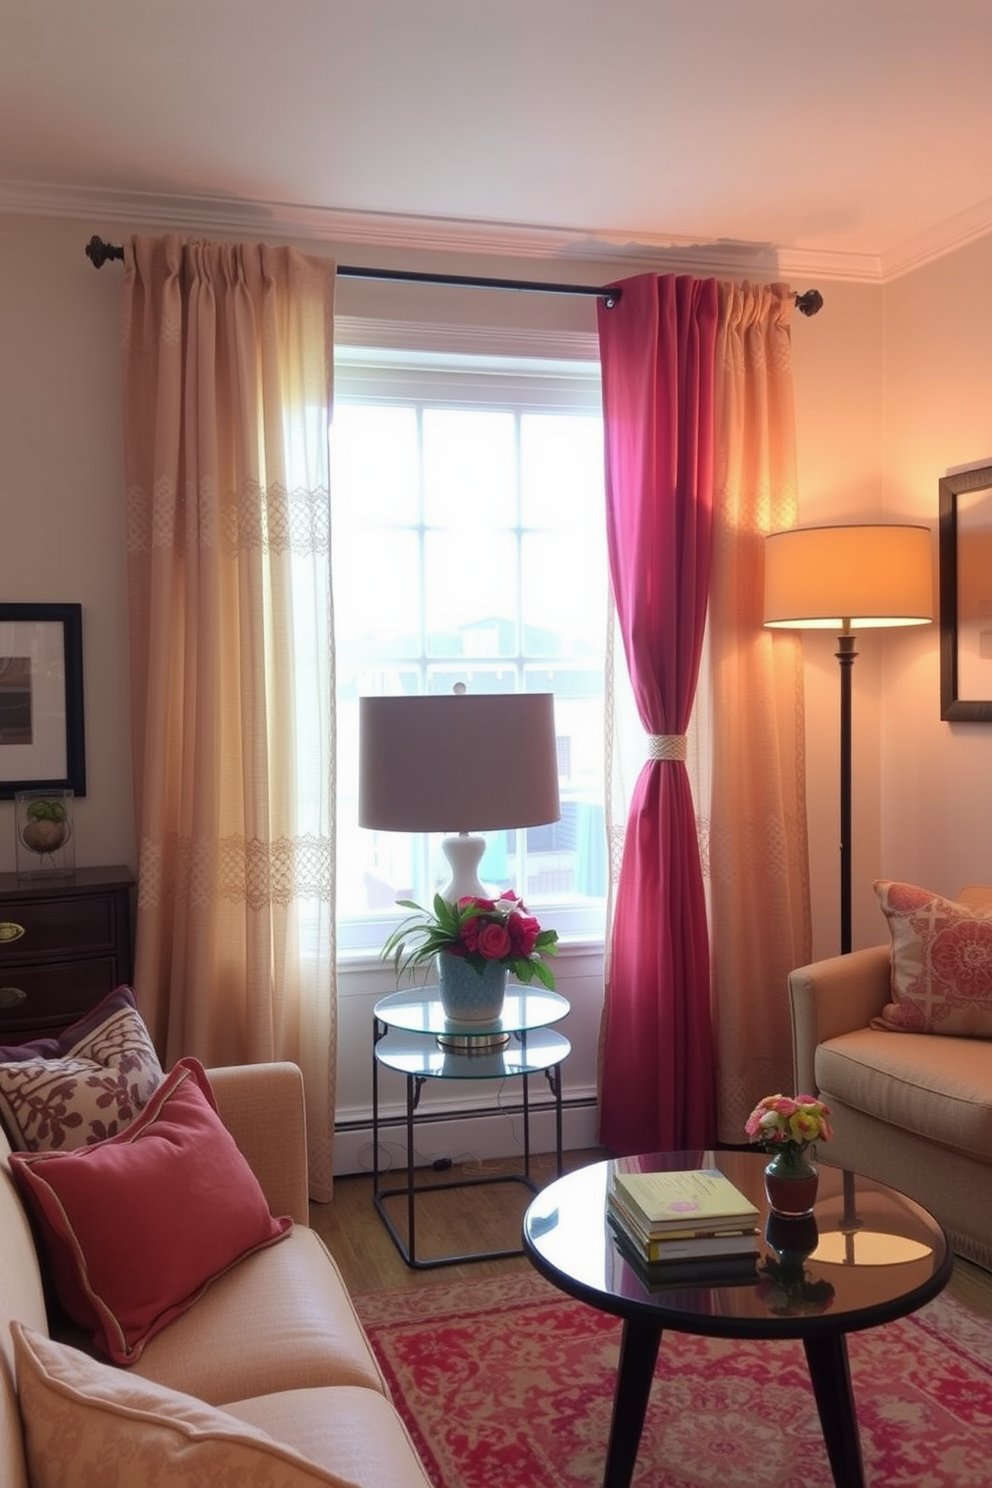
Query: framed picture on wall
[[939, 464, 992, 722], [0, 603, 86, 797]]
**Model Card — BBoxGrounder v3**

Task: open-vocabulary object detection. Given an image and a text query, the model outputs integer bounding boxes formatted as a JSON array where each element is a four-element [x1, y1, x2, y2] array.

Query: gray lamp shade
[[358, 693, 561, 834]]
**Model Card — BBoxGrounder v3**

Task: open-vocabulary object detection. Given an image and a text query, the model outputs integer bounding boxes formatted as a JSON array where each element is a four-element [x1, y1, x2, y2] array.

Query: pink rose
[[476, 922, 512, 960], [458, 917, 481, 953], [507, 912, 539, 957]]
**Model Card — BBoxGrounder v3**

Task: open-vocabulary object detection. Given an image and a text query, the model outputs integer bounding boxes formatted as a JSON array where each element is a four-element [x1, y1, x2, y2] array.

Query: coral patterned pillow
[[872, 880, 992, 1037], [0, 986, 163, 1151]]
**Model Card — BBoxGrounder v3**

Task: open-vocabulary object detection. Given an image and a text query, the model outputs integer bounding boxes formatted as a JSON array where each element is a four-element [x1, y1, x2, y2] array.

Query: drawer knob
[[0, 922, 25, 945], [0, 986, 27, 1009]]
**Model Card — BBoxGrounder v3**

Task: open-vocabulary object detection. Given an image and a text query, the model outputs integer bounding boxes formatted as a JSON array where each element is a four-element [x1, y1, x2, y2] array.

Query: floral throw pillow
[[0, 988, 163, 1151], [872, 880, 992, 1037]]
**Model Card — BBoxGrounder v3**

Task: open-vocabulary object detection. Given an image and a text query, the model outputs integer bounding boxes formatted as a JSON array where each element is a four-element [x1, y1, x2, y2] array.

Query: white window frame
[[332, 340, 608, 957]]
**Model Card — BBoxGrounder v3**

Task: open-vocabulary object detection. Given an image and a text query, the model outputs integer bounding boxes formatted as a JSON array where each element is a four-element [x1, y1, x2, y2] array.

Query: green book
[[610, 1167, 759, 1236]]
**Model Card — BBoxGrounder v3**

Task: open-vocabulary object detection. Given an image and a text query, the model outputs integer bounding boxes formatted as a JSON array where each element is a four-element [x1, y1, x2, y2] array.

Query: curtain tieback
[[647, 734, 687, 761]]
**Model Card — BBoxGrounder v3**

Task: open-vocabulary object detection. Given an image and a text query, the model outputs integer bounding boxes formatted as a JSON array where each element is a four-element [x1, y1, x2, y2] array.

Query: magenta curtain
[[596, 273, 718, 1154]]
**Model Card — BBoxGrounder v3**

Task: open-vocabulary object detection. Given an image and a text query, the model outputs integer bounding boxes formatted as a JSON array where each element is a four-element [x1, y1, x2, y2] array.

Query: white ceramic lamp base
[[440, 832, 490, 903]]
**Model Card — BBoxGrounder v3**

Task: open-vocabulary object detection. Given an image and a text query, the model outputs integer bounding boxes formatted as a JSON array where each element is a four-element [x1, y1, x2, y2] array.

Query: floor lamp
[[763, 524, 933, 954]]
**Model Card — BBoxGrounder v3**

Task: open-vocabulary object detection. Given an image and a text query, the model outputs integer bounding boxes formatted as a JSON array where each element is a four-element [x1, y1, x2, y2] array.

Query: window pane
[[521, 413, 604, 529], [331, 356, 608, 940], [332, 529, 421, 659], [521, 532, 606, 656], [424, 531, 518, 657], [423, 409, 516, 526], [331, 404, 420, 527]]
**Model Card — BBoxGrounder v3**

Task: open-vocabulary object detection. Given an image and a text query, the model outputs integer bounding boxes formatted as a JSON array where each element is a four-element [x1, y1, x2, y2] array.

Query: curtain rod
[[83, 235, 824, 316]]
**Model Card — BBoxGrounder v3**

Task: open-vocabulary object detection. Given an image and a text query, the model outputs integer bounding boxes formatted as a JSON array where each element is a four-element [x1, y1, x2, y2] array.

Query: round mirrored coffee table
[[523, 1150, 951, 1488]]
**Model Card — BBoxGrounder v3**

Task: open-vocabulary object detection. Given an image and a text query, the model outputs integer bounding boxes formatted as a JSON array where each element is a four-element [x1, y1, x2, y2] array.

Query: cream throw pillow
[[873, 880, 992, 1037], [12, 1322, 362, 1488]]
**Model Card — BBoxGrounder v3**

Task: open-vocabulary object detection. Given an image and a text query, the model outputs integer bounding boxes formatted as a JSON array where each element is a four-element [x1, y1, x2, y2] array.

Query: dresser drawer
[[0, 867, 134, 1047], [0, 957, 122, 1042], [0, 893, 120, 963]]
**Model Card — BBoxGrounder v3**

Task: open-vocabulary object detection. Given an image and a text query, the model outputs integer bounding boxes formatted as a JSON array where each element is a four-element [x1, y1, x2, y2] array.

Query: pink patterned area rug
[[354, 1270, 992, 1488]]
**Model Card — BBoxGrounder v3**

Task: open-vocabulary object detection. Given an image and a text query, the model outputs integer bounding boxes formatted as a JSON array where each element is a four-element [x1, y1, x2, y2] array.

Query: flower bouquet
[[745, 1093, 833, 1162], [746, 1093, 833, 1217], [382, 891, 559, 990]]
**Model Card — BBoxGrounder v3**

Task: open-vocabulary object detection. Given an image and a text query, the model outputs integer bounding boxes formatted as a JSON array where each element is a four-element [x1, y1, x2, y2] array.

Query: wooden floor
[[311, 1148, 992, 1319]]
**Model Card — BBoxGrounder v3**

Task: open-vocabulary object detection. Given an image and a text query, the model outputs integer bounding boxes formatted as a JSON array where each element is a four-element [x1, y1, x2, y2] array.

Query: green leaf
[[531, 959, 555, 990]]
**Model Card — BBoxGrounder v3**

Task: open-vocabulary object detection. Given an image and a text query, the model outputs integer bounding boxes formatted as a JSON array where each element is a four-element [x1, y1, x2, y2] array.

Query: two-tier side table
[[372, 984, 570, 1268]]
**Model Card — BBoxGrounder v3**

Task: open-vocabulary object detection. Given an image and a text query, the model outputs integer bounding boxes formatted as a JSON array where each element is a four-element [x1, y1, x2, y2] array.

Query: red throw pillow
[[9, 1058, 291, 1364]]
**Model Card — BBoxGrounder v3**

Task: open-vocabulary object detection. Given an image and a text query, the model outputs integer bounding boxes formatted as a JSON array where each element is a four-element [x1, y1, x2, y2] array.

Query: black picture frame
[[0, 603, 86, 797], [939, 465, 992, 722]]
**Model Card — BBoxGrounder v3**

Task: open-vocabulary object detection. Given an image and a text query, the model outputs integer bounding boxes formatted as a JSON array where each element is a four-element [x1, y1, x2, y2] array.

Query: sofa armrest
[[206, 1062, 310, 1227], [789, 945, 891, 1095]]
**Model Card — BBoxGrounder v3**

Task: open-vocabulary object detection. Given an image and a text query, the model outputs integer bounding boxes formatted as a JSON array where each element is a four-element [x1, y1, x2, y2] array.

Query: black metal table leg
[[544, 1060, 564, 1175], [803, 1335, 866, 1488], [602, 1315, 663, 1488]]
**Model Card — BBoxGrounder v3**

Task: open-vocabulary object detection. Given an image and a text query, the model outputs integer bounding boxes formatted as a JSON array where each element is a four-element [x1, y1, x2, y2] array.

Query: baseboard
[[333, 1096, 599, 1177]]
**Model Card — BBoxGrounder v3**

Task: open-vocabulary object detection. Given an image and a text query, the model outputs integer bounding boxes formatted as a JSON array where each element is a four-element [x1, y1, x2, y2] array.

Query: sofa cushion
[[0, 986, 163, 1151], [228, 1384, 434, 1488], [9, 1058, 291, 1365], [11, 1323, 373, 1488], [816, 1026, 992, 1161], [872, 880, 992, 1037], [124, 1227, 389, 1404]]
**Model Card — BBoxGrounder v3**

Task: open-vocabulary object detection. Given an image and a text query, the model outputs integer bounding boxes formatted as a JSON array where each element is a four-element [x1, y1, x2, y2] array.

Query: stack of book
[[607, 1167, 760, 1275]]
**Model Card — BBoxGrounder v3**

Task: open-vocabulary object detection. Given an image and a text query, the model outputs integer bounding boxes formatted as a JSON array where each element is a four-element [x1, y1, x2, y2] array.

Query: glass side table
[[372, 984, 571, 1269]]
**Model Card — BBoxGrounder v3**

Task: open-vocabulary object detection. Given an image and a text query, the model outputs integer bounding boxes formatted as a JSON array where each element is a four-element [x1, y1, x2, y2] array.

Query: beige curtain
[[705, 280, 811, 1140], [121, 234, 337, 1200]]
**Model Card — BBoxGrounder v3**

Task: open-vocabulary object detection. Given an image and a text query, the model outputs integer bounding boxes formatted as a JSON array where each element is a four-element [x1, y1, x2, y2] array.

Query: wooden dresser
[[0, 866, 135, 1046]]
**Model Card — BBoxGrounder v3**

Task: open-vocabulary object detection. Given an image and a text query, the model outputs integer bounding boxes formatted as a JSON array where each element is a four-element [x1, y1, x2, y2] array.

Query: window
[[332, 348, 608, 951]]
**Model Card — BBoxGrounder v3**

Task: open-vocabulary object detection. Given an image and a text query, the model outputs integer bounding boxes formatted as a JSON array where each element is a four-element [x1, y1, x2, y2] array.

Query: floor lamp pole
[[836, 628, 857, 955]]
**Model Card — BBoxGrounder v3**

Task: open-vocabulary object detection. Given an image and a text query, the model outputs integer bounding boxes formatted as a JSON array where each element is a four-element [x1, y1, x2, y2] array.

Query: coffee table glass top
[[374, 985, 569, 1037], [523, 1150, 951, 1336]]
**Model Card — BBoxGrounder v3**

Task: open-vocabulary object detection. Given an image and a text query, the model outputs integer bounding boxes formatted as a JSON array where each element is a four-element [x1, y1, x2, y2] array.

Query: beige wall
[[0, 213, 134, 872], [880, 235, 992, 904], [1, 209, 989, 960]]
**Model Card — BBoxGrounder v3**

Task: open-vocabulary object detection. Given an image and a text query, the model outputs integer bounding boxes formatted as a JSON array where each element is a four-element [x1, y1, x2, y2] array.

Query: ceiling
[[4, 1, 992, 283]]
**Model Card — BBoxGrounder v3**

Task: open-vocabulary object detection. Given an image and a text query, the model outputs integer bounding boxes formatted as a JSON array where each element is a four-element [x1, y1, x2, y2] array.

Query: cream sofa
[[790, 885, 992, 1273], [0, 1060, 432, 1488]]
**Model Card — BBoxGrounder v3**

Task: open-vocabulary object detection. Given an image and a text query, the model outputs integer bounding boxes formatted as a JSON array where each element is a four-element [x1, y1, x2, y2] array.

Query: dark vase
[[763, 1148, 819, 1217]]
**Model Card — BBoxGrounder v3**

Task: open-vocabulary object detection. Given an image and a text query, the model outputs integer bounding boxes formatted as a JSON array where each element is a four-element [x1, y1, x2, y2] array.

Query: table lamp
[[358, 689, 561, 903], [763, 523, 933, 954]]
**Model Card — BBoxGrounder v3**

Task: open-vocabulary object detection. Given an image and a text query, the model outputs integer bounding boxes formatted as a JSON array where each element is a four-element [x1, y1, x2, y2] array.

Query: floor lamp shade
[[763, 523, 933, 956], [358, 693, 561, 902], [763, 524, 933, 629]]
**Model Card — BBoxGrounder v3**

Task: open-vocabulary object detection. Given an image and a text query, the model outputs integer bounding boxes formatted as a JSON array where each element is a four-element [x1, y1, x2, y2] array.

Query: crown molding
[[879, 192, 992, 281], [1, 177, 988, 288]]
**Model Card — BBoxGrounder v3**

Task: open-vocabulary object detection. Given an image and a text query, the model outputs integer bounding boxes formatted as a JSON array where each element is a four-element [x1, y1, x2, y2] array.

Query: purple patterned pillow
[[0, 985, 141, 1064], [0, 988, 163, 1151]]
